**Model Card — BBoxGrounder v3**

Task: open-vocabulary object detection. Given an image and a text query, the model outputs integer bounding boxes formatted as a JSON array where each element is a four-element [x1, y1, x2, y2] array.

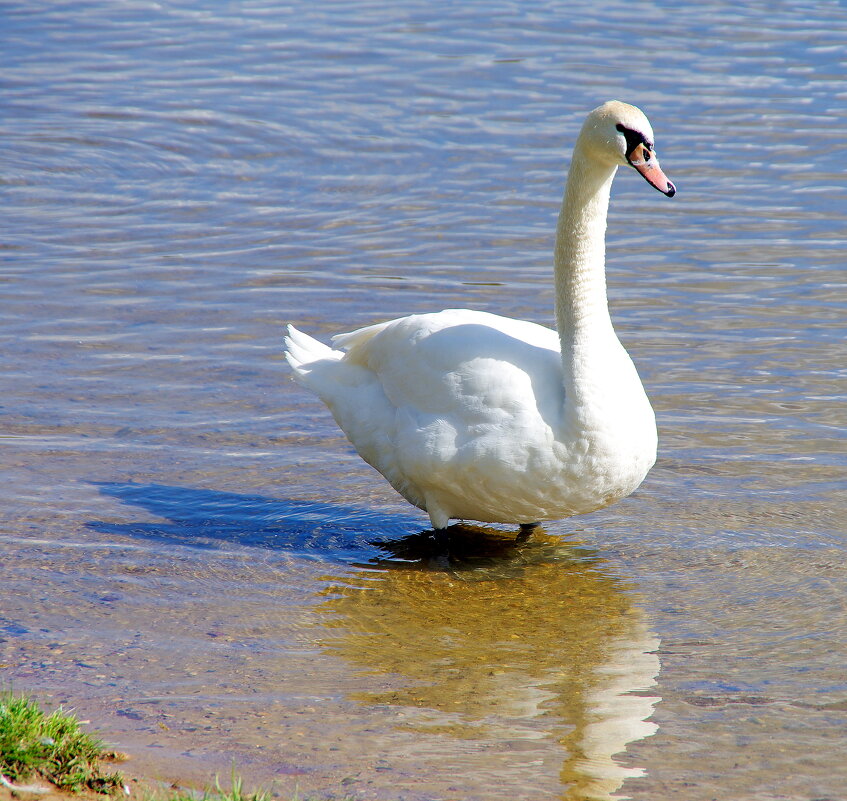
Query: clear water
[[2, 1, 846, 799]]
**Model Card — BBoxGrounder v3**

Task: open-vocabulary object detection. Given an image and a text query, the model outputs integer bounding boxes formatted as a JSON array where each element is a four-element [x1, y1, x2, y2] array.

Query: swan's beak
[[628, 143, 676, 197]]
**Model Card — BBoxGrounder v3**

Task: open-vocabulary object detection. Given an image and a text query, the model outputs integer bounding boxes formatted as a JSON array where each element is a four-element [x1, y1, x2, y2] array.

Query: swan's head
[[578, 101, 676, 197]]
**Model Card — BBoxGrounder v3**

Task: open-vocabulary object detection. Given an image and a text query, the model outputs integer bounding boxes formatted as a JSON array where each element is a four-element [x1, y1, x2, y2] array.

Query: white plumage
[[285, 101, 675, 530]]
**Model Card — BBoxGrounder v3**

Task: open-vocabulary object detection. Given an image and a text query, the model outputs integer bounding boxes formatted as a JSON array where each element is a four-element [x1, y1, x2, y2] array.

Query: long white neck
[[553, 143, 620, 400]]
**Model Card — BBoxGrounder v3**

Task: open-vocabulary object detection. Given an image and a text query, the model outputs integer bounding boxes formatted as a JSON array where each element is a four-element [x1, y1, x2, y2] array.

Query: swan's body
[[285, 101, 675, 530]]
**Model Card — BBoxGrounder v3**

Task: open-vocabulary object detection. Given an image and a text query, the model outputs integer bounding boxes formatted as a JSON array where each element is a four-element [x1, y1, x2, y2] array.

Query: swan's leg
[[425, 496, 450, 532], [433, 526, 451, 550]]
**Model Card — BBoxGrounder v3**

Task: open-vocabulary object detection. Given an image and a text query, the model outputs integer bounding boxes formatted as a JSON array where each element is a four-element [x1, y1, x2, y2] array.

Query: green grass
[[0, 690, 124, 793], [0, 691, 352, 801], [156, 773, 272, 801]]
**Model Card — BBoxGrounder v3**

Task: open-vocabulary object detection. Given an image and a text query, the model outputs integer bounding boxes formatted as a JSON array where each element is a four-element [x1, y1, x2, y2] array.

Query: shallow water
[[1, 1, 846, 799]]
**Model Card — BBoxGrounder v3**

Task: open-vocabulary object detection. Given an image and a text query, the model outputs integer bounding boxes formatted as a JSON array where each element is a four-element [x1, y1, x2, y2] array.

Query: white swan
[[285, 101, 675, 531]]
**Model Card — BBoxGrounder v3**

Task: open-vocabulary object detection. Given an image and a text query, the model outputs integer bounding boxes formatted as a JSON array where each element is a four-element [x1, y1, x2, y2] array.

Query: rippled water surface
[[2, 2, 846, 799]]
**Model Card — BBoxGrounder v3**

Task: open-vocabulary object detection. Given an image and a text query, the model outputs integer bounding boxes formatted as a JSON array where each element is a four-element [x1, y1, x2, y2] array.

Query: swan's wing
[[331, 319, 394, 352], [341, 310, 562, 422], [340, 311, 565, 475]]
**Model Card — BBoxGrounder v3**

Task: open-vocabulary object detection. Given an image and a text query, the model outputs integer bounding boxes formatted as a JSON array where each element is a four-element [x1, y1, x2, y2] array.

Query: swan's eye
[[643, 149, 651, 161]]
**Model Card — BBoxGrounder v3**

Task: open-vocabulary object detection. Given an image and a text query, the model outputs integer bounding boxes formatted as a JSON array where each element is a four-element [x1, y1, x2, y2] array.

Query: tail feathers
[[284, 325, 342, 377]]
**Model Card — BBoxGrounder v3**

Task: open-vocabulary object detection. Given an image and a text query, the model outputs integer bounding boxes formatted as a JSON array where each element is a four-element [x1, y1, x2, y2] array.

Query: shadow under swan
[[318, 523, 661, 800], [88, 481, 424, 563]]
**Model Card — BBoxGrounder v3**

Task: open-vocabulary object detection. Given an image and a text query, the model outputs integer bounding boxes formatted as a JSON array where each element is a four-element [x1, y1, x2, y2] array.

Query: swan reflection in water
[[317, 525, 660, 800]]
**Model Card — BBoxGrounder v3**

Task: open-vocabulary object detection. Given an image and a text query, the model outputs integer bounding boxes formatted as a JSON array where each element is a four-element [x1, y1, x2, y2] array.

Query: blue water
[[1, 2, 846, 799]]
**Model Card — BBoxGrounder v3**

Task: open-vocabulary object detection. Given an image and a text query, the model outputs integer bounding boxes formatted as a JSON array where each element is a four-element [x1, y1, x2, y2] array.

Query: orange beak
[[628, 143, 676, 197]]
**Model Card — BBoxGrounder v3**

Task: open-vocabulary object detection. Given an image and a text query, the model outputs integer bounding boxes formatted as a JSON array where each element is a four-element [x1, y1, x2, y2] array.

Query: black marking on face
[[616, 123, 654, 159]]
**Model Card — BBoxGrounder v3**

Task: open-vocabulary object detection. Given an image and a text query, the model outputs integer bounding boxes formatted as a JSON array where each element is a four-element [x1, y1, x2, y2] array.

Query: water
[[1, 1, 846, 799]]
